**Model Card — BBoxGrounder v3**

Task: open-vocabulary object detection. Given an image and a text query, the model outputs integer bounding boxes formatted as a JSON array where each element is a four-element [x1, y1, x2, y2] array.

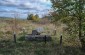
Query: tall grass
[[0, 19, 85, 55]]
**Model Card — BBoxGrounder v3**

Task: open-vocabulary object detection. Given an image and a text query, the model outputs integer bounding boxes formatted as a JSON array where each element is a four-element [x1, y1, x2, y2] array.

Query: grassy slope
[[0, 18, 85, 55]]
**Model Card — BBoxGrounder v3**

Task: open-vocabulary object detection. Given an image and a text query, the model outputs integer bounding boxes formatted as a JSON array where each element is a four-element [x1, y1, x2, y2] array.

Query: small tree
[[27, 14, 40, 21], [27, 14, 34, 20], [35, 14, 39, 19], [50, 0, 85, 50]]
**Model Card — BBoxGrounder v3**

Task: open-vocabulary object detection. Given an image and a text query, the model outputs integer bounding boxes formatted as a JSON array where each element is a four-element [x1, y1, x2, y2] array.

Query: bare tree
[[12, 11, 19, 35]]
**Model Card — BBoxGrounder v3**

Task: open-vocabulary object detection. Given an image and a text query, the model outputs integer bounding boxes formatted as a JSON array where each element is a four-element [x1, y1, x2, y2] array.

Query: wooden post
[[44, 35, 47, 44], [23, 27, 26, 37], [60, 34, 62, 46], [60, 34, 63, 55], [13, 32, 16, 43]]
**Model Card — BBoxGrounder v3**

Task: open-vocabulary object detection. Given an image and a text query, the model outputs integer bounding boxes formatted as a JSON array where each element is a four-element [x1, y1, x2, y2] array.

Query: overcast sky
[[0, 0, 52, 18]]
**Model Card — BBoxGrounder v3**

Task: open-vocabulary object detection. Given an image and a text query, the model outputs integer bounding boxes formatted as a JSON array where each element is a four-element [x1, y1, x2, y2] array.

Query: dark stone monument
[[25, 35, 52, 41], [25, 27, 52, 42], [32, 30, 40, 35]]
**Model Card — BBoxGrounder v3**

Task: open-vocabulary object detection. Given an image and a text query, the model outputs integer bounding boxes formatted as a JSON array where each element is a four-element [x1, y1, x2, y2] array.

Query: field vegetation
[[0, 17, 85, 55]]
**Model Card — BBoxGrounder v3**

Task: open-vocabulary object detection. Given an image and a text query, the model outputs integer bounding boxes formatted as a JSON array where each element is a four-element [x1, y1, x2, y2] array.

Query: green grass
[[0, 39, 85, 55], [0, 18, 85, 55]]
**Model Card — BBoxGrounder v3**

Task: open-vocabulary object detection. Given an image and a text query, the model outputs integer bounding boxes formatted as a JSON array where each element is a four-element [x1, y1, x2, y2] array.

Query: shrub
[[27, 14, 40, 22], [18, 35, 25, 41]]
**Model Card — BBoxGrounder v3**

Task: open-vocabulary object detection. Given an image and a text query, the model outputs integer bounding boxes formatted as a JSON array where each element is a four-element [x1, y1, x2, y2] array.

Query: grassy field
[[0, 18, 85, 55]]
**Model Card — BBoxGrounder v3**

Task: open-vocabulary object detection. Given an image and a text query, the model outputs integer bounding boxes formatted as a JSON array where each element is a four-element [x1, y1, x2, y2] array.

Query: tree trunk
[[79, 16, 85, 51], [80, 37, 85, 51], [78, 0, 85, 51], [79, 15, 85, 51]]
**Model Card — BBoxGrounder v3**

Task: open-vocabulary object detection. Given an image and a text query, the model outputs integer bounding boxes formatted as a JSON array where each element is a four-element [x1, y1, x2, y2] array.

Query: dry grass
[[0, 18, 85, 55]]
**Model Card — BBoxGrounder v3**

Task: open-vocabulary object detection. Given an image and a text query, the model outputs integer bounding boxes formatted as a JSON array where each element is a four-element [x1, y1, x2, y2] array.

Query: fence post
[[60, 34, 63, 55], [22, 27, 26, 37], [13, 32, 16, 43], [60, 34, 62, 46], [44, 35, 47, 44]]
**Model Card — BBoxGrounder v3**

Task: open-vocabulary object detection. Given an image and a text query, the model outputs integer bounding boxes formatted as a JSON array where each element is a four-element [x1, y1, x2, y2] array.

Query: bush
[[27, 14, 40, 22], [18, 35, 25, 41]]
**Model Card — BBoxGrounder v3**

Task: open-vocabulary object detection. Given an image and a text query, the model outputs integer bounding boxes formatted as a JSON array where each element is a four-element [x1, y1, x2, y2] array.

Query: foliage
[[0, 17, 85, 54], [18, 35, 25, 41], [0, 41, 85, 55], [50, 0, 84, 36], [27, 14, 40, 22], [50, 0, 85, 50]]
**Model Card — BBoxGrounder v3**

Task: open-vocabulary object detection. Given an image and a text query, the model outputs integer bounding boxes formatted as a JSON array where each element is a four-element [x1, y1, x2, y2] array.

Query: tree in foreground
[[50, 0, 85, 50]]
